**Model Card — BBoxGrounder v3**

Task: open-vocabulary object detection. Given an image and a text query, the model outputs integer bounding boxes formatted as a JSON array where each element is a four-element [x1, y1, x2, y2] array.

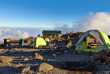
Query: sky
[[0, 0, 110, 28], [0, 0, 110, 42]]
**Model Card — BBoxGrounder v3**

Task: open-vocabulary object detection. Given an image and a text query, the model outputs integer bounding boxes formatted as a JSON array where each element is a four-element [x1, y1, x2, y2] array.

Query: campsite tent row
[[20, 29, 110, 52], [19, 37, 50, 47]]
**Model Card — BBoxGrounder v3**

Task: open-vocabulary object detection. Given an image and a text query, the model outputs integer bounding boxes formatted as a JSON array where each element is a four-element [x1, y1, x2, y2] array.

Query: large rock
[[0, 49, 4, 53], [0, 56, 13, 63], [34, 53, 43, 60], [17, 66, 30, 73], [38, 63, 53, 72]]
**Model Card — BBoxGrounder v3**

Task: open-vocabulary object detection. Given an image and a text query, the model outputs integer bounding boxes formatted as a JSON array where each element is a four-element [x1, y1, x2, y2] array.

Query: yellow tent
[[45, 38, 50, 42], [30, 37, 47, 47]]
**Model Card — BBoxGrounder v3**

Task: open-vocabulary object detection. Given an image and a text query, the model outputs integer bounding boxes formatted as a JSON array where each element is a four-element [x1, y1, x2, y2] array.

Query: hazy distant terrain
[[0, 27, 53, 43]]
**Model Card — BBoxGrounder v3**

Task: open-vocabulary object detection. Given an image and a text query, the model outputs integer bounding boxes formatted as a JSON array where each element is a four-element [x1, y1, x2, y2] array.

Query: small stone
[[35, 63, 39, 66], [28, 70, 34, 74], [38, 63, 53, 72], [47, 59, 52, 61], [24, 58, 29, 61], [34, 53, 43, 60], [14, 52, 17, 54], [65, 40, 72, 47], [53, 43, 55, 45], [0, 49, 4, 53], [53, 54, 56, 57], [21, 56, 24, 58], [56, 52, 60, 55]]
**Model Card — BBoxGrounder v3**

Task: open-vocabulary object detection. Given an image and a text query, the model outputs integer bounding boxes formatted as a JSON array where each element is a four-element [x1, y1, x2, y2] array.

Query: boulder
[[34, 53, 43, 60], [0, 49, 4, 53], [0, 56, 13, 63], [38, 63, 53, 72], [23, 58, 29, 61], [17, 66, 30, 73]]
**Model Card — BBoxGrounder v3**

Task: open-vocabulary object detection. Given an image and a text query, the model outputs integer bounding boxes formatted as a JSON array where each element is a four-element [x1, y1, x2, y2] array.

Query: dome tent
[[75, 30, 110, 52], [19, 39, 24, 46], [30, 37, 47, 48], [45, 38, 50, 43]]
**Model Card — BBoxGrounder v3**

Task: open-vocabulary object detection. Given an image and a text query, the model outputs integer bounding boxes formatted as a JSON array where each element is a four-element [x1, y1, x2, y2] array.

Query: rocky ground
[[0, 47, 109, 74]]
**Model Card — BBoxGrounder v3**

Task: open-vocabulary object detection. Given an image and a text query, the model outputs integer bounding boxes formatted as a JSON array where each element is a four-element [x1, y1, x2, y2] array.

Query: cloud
[[55, 12, 110, 35], [54, 24, 73, 33], [0, 27, 53, 43], [0, 29, 11, 35], [0, 29, 30, 43], [80, 12, 110, 34], [13, 30, 29, 39]]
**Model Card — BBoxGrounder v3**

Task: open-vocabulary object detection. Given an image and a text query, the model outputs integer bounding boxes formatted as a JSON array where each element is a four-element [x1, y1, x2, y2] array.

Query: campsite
[[0, 30, 110, 74]]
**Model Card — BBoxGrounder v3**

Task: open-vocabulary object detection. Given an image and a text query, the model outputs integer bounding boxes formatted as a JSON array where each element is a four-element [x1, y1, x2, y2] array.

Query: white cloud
[[0, 27, 52, 43], [55, 12, 110, 35], [80, 12, 110, 34], [0, 29, 30, 43], [0, 29, 11, 35], [13, 30, 29, 39]]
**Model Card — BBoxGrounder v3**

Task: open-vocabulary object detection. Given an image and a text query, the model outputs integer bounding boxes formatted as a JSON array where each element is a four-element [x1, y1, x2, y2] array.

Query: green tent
[[19, 39, 24, 46], [75, 30, 110, 52], [30, 37, 47, 48]]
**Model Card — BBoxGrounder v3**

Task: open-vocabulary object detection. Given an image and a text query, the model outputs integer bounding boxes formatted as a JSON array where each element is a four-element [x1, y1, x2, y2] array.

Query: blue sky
[[0, 0, 110, 28]]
